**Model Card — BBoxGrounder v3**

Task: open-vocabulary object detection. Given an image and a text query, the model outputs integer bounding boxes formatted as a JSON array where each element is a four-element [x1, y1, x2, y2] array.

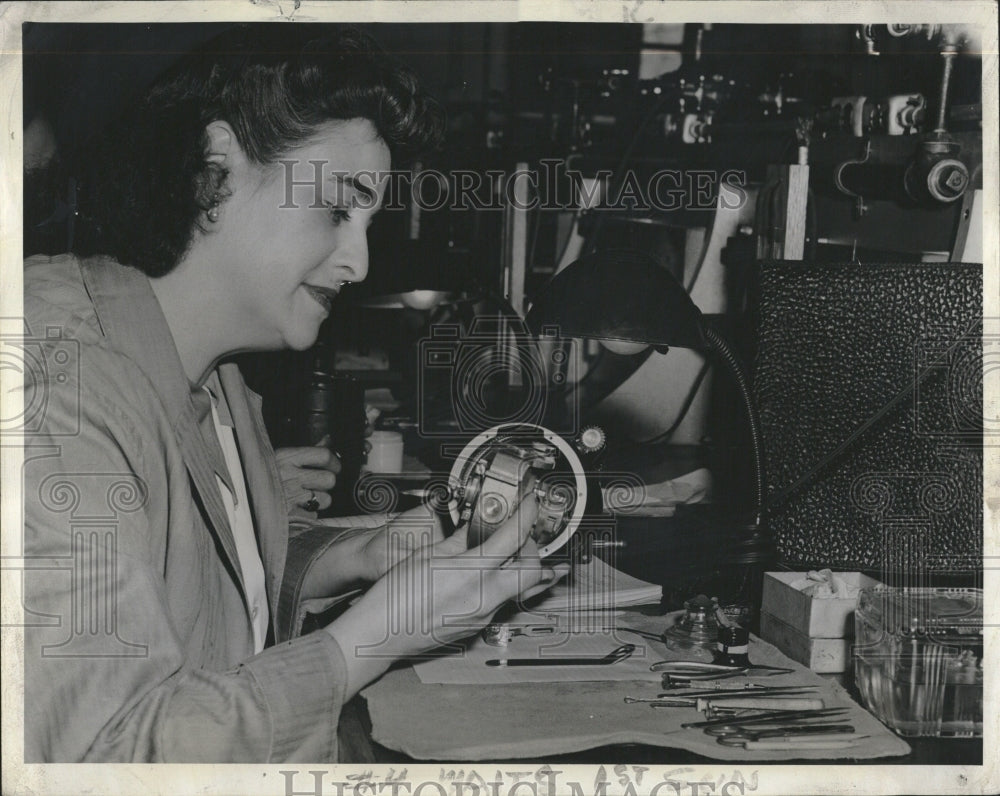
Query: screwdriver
[[682, 707, 848, 729], [655, 696, 826, 712]]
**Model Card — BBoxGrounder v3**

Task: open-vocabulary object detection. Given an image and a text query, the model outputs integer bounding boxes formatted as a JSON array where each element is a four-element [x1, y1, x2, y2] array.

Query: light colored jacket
[[22, 254, 351, 762]]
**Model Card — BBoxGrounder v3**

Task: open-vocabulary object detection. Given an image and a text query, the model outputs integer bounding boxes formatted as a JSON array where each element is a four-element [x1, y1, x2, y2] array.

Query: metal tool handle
[[697, 697, 826, 712], [486, 643, 635, 667], [716, 727, 856, 746], [705, 722, 854, 737], [650, 661, 741, 673], [739, 738, 866, 751], [682, 707, 848, 729]]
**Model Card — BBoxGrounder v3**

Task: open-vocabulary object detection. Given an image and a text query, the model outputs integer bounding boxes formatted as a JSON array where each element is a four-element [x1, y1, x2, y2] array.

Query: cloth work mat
[[363, 610, 912, 761]]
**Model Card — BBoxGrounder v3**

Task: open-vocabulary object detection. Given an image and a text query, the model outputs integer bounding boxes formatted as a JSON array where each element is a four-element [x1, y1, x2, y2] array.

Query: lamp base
[[598, 503, 773, 629]]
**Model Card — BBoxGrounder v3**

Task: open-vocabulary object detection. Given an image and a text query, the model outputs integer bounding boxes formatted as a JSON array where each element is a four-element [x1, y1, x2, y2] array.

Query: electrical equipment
[[448, 423, 591, 557]]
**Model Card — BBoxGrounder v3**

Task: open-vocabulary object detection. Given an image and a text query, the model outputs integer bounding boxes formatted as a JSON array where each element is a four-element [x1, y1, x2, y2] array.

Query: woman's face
[[207, 118, 391, 352]]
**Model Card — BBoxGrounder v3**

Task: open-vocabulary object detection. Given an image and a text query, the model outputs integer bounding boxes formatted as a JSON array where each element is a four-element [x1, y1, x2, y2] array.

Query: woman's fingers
[[466, 492, 540, 563], [392, 504, 446, 544], [518, 562, 571, 601], [439, 524, 468, 554], [485, 536, 543, 601], [276, 445, 341, 471], [276, 444, 344, 513], [295, 467, 338, 492]]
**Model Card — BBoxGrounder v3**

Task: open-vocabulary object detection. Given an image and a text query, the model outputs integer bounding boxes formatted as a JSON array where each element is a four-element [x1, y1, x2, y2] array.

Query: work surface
[[361, 609, 915, 762]]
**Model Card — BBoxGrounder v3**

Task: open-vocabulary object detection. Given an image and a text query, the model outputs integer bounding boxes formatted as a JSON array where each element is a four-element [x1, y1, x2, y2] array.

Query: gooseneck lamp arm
[[702, 324, 765, 531], [526, 249, 765, 536]]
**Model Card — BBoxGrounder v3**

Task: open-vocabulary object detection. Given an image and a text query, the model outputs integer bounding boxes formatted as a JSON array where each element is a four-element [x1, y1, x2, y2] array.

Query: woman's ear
[[204, 120, 238, 166]]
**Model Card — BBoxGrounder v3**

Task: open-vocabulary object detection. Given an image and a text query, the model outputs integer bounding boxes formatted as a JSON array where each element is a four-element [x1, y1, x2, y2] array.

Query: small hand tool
[[657, 684, 817, 698], [738, 737, 869, 751], [681, 707, 848, 729], [705, 721, 855, 737], [650, 660, 794, 681], [481, 623, 557, 646], [654, 696, 826, 712], [617, 627, 665, 643], [709, 724, 857, 745], [663, 676, 796, 690], [624, 686, 800, 704], [485, 643, 635, 667], [632, 688, 817, 706]]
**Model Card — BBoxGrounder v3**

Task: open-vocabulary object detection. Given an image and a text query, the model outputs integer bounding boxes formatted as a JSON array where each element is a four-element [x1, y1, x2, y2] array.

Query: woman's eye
[[326, 205, 351, 225]]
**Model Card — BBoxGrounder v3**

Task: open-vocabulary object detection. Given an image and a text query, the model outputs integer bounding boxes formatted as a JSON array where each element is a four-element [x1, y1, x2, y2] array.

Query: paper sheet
[[603, 467, 712, 517], [527, 554, 662, 611]]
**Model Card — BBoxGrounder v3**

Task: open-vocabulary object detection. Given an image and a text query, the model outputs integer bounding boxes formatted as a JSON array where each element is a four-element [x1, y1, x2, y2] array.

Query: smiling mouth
[[304, 284, 338, 314]]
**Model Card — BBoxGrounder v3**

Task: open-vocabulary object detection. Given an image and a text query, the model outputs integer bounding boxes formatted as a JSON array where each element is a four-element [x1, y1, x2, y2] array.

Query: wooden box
[[759, 611, 851, 673], [761, 571, 881, 638]]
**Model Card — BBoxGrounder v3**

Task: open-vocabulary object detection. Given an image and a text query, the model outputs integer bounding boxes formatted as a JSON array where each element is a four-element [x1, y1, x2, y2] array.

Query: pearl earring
[[207, 194, 221, 223]]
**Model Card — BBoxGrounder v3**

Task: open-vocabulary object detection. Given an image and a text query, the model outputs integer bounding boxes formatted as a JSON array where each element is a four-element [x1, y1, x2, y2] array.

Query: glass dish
[[853, 587, 982, 737]]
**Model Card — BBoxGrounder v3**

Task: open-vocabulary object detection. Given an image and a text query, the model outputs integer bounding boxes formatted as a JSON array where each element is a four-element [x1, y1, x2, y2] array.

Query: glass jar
[[853, 587, 982, 737]]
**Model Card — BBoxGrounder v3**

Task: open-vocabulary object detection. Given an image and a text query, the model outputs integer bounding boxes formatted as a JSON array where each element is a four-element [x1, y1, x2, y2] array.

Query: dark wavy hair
[[77, 25, 444, 276]]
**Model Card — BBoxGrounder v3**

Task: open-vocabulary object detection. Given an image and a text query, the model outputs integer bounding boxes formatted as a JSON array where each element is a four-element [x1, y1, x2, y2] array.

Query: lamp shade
[[525, 250, 709, 351]]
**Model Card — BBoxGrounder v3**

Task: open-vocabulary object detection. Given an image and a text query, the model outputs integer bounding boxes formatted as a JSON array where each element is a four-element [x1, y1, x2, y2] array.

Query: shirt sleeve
[[277, 523, 375, 642], [21, 366, 349, 763]]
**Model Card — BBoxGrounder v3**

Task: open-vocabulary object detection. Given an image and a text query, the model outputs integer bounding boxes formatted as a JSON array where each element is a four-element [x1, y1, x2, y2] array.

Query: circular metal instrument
[[448, 423, 588, 557]]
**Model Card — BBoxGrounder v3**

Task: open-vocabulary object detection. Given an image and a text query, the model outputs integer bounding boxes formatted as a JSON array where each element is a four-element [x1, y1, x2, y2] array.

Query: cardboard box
[[760, 611, 851, 673], [761, 571, 881, 638]]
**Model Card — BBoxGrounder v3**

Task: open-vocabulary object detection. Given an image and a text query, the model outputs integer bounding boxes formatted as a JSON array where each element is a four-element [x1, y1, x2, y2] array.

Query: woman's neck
[[149, 257, 239, 387]]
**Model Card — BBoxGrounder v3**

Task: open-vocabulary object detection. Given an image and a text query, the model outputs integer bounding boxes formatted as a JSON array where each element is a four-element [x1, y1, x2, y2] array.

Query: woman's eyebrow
[[328, 174, 377, 203]]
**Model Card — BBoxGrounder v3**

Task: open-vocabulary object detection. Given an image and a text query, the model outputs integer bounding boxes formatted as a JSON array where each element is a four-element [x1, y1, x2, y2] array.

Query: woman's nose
[[332, 230, 369, 284]]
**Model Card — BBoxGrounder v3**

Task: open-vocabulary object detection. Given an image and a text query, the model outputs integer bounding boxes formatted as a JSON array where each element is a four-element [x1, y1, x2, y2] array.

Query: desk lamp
[[525, 249, 769, 569]]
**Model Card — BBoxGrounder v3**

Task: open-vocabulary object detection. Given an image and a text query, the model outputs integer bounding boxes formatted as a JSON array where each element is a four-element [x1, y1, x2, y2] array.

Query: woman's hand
[[276, 444, 341, 518], [291, 502, 448, 601], [355, 503, 447, 582], [279, 406, 379, 518], [326, 494, 567, 698]]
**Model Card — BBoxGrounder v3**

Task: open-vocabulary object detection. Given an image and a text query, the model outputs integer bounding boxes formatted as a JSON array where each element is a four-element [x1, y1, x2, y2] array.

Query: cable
[[639, 359, 711, 446], [753, 179, 779, 259], [526, 201, 542, 273], [549, 152, 584, 272], [704, 324, 765, 530], [684, 202, 719, 293], [552, 213, 580, 271]]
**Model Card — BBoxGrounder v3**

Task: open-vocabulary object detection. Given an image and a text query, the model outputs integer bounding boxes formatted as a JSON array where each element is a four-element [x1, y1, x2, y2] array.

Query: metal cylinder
[[934, 48, 957, 132]]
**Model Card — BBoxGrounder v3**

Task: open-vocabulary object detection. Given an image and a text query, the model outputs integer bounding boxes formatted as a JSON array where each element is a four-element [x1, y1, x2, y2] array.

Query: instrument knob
[[577, 425, 607, 454]]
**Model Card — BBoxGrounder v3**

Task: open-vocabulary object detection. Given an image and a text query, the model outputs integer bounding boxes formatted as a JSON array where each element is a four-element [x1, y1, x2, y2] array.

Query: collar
[[197, 371, 235, 427], [80, 256, 203, 427], [78, 255, 275, 616], [80, 257, 233, 483]]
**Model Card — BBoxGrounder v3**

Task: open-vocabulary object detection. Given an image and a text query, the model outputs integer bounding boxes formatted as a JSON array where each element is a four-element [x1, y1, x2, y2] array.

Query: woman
[[22, 25, 557, 763]]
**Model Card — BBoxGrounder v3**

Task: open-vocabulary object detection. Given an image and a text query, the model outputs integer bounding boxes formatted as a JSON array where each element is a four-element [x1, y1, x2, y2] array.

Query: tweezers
[[650, 661, 794, 679], [486, 643, 635, 667], [681, 707, 849, 729]]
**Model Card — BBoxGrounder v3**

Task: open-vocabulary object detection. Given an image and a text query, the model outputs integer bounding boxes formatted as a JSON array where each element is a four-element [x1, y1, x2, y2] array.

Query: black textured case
[[752, 261, 982, 577]]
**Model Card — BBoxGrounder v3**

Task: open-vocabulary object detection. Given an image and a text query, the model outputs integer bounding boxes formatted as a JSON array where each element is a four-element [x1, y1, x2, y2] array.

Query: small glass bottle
[[663, 595, 721, 656], [713, 626, 751, 668]]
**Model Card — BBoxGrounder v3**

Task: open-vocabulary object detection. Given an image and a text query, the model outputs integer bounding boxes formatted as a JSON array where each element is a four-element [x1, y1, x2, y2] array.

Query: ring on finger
[[303, 491, 320, 513]]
